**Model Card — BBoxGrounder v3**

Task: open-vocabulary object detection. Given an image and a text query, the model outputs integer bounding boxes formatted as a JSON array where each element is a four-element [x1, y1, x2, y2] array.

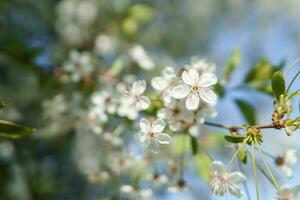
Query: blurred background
[[0, 0, 300, 199]]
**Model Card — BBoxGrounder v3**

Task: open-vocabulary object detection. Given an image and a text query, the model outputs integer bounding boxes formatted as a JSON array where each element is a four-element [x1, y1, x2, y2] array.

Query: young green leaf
[[190, 135, 198, 155], [224, 135, 245, 143], [222, 48, 241, 83], [0, 120, 36, 139], [235, 99, 256, 125], [238, 145, 247, 164], [271, 71, 285, 101]]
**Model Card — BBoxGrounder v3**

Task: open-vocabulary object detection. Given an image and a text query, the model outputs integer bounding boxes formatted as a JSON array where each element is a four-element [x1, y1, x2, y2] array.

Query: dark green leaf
[[190, 136, 198, 155], [223, 48, 241, 82], [235, 99, 256, 124], [0, 97, 5, 109], [238, 146, 247, 164], [0, 120, 36, 139], [271, 71, 285, 101], [214, 83, 225, 98], [224, 135, 245, 143]]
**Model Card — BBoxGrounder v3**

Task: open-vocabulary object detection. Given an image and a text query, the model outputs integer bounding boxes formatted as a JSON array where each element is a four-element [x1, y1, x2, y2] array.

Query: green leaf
[[238, 145, 247, 164], [223, 48, 241, 82], [271, 71, 285, 101], [0, 97, 5, 109], [195, 153, 212, 181], [0, 120, 36, 139], [128, 4, 154, 22], [235, 99, 256, 124], [214, 83, 225, 98], [243, 59, 285, 95], [190, 136, 198, 155], [224, 135, 245, 143]]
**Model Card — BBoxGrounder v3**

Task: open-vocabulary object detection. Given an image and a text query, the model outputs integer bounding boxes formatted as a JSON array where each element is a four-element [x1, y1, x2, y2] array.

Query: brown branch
[[203, 121, 276, 131]]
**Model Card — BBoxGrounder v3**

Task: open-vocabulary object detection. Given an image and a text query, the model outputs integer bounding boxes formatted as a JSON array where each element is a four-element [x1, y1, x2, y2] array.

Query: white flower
[[126, 80, 151, 110], [172, 69, 217, 110], [210, 161, 246, 198], [276, 185, 300, 200], [120, 185, 153, 199], [137, 118, 171, 153], [151, 66, 177, 104], [185, 57, 216, 74], [91, 90, 118, 114], [63, 50, 94, 82], [129, 45, 155, 70], [275, 149, 297, 178], [157, 99, 193, 131], [94, 34, 116, 55]]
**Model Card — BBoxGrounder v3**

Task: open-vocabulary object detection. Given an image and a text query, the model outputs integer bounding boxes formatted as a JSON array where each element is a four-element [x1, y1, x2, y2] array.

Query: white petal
[[151, 77, 168, 91], [152, 119, 166, 133], [228, 187, 245, 198], [132, 80, 146, 95], [182, 70, 194, 85], [157, 133, 171, 144], [186, 92, 200, 110], [199, 88, 217, 105], [281, 166, 292, 178], [285, 149, 297, 165], [139, 118, 151, 133], [136, 96, 150, 110], [183, 69, 199, 85], [228, 172, 247, 183], [211, 161, 225, 174], [171, 84, 190, 99], [198, 73, 218, 87], [138, 132, 147, 143]]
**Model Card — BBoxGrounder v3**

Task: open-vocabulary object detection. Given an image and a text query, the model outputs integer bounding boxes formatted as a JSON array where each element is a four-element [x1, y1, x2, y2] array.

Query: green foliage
[[223, 48, 241, 82], [0, 120, 36, 139], [190, 135, 198, 155], [271, 71, 285, 101], [128, 4, 154, 23], [244, 58, 285, 94], [214, 83, 225, 98], [224, 135, 245, 143], [195, 152, 212, 181], [235, 99, 256, 125], [0, 97, 5, 109], [238, 145, 247, 164]]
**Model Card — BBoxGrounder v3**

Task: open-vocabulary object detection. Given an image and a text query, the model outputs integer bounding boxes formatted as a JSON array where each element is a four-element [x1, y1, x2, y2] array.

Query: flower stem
[[252, 142, 260, 200], [225, 142, 245, 171], [237, 151, 252, 200], [257, 145, 280, 191]]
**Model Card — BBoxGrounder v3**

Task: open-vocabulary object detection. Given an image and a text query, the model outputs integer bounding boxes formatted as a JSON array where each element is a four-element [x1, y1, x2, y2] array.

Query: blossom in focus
[[210, 161, 246, 198], [276, 185, 300, 200], [171, 68, 217, 110], [275, 149, 297, 178], [137, 118, 171, 153]]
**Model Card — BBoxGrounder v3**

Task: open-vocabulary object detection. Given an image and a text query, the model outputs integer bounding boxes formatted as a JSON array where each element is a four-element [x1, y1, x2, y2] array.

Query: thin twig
[[204, 121, 276, 132]]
